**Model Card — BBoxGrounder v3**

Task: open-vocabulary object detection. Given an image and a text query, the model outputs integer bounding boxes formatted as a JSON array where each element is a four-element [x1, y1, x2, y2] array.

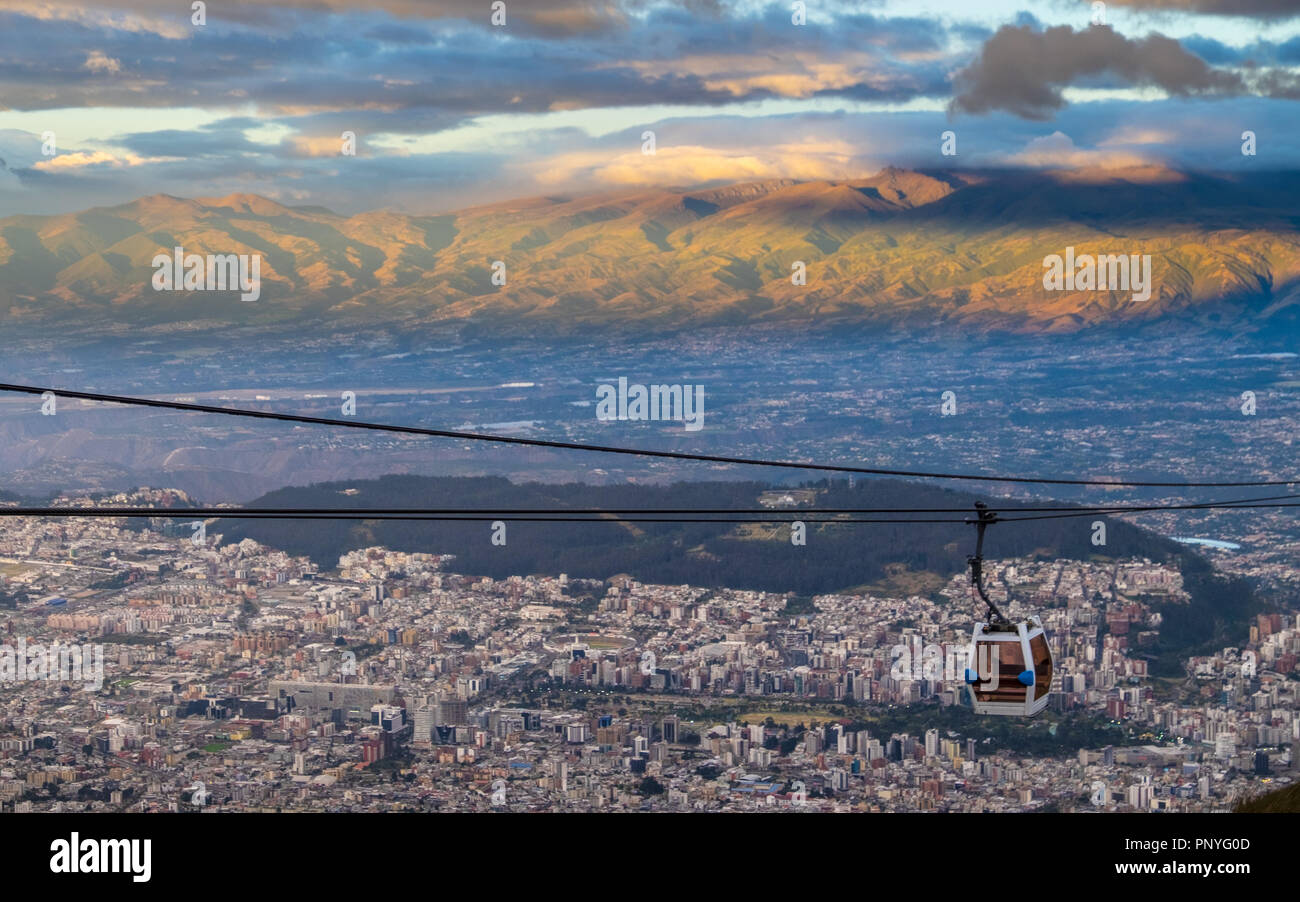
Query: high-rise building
[[437, 699, 468, 726], [412, 706, 436, 743], [1215, 732, 1237, 760], [270, 678, 396, 717], [371, 704, 407, 733]]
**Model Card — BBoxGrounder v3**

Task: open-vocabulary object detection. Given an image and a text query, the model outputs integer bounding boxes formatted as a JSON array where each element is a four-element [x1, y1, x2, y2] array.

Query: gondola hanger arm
[[966, 502, 1012, 630]]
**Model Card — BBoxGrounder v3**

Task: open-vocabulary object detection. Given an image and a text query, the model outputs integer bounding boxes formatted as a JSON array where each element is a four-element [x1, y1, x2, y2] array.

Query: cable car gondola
[[962, 504, 1053, 716]]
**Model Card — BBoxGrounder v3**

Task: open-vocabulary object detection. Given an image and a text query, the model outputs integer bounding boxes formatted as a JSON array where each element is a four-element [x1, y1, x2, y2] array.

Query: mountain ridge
[[3, 166, 1300, 335]]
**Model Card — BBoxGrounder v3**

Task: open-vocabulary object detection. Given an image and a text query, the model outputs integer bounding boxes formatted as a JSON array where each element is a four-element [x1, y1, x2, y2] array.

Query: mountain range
[[4, 166, 1300, 335]]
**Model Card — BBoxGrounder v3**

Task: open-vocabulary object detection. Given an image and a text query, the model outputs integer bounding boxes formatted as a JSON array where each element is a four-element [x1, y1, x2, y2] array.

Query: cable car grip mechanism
[[966, 502, 1012, 631]]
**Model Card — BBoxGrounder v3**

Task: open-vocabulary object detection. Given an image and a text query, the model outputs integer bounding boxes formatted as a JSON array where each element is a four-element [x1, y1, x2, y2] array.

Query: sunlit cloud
[[530, 139, 872, 188], [83, 50, 123, 74], [994, 131, 1162, 170], [31, 149, 175, 171]]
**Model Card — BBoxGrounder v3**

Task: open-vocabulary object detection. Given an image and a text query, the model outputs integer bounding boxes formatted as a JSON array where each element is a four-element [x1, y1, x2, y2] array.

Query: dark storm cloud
[[950, 24, 1244, 119], [1250, 68, 1300, 99], [1103, 0, 1300, 17]]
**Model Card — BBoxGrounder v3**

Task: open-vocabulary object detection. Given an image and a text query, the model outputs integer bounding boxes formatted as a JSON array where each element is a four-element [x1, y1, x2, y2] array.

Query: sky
[[1, 0, 1299, 215]]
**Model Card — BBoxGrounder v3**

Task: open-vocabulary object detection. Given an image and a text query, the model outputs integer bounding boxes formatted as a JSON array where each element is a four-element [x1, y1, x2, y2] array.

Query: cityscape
[[0, 483, 1294, 813], [0, 0, 1296, 882]]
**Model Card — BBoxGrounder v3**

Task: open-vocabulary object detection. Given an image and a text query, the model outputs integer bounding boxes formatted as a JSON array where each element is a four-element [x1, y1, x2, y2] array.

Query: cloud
[[950, 24, 1244, 119], [610, 52, 871, 99], [560, 146, 851, 186], [1103, 0, 1300, 17], [83, 50, 122, 74], [996, 131, 1160, 169], [1098, 125, 1181, 146], [0, 1, 191, 38], [31, 149, 171, 171], [527, 126, 876, 189], [4, 3, 1300, 216], [284, 133, 359, 158], [114, 122, 270, 158], [1250, 67, 1300, 99], [0, 3, 956, 116], [10, 92, 1300, 217], [0, 0, 718, 37]]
